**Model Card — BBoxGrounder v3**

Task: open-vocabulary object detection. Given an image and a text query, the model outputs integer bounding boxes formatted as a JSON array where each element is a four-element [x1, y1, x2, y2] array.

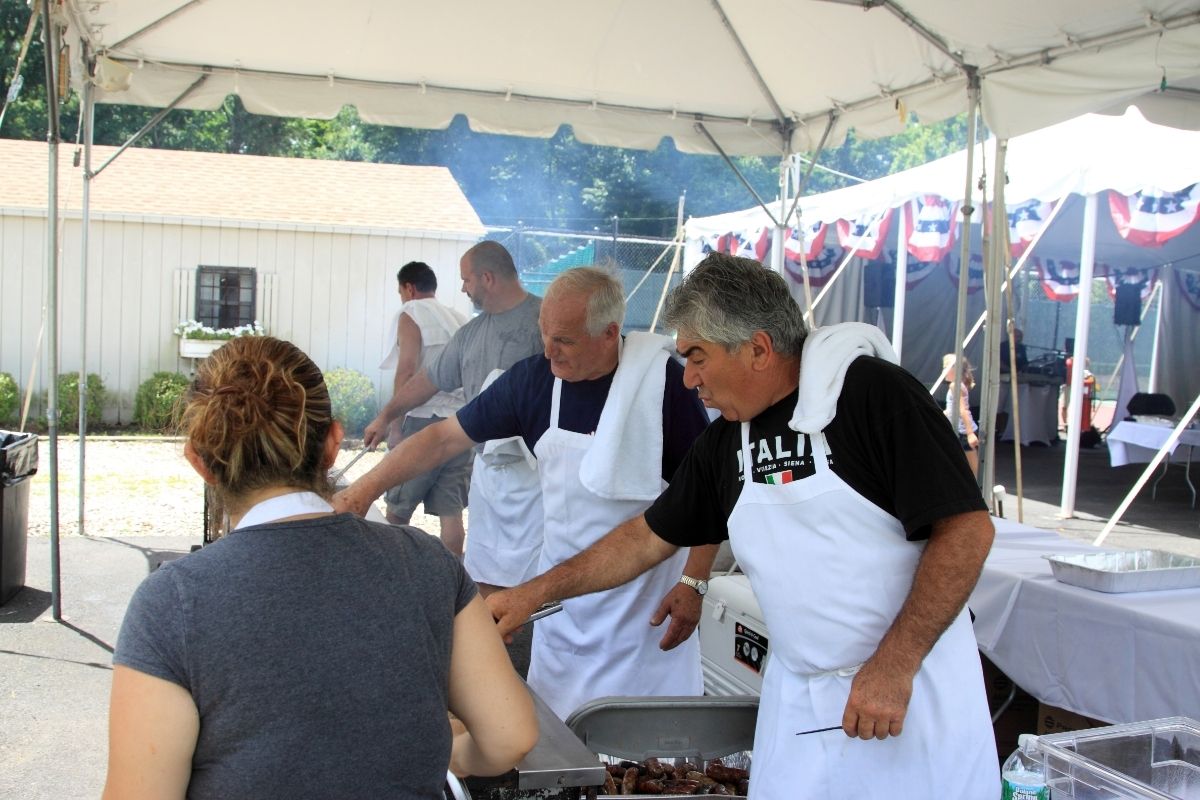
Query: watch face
[[697, 581, 708, 595]]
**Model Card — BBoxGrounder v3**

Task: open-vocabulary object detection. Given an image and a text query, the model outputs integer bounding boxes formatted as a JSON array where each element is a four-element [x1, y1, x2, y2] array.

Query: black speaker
[[1114, 283, 1144, 326], [862, 260, 895, 308]]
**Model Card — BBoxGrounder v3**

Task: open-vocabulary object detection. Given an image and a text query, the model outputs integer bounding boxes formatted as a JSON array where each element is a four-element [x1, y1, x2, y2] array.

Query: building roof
[[0, 138, 485, 236]]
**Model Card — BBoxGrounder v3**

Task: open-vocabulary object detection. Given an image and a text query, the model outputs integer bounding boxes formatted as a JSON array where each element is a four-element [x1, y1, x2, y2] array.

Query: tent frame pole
[[947, 71, 980, 443], [78, 78, 93, 535], [978, 139, 1008, 498], [42, 0, 62, 621], [891, 214, 908, 358], [1059, 192, 1099, 518]]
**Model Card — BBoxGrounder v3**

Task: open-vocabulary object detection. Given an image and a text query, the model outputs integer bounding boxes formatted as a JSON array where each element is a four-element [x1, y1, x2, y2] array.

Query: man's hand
[[331, 483, 374, 517], [363, 415, 389, 451], [841, 656, 915, 740], [649, 583, 703, 651], [486, 586, 544, 643]]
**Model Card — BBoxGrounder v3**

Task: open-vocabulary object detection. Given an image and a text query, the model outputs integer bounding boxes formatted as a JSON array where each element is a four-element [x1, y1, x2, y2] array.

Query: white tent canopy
[[60, 0, 1200, 157], [686, 108, 1200, 519], [687, 108, 1200, 268]]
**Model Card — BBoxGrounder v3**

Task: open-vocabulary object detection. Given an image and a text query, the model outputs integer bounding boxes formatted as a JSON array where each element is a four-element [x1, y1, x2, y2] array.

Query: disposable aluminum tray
[[565, 695, 759, 799], [1036, 716, 1200, 799], [1044, 550, 1200, 593]]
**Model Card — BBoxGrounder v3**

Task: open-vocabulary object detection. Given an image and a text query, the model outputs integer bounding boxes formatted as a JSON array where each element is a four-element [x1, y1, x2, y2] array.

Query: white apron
[[462, 445, 543, 587], [728, 427, 997, 799], [527, 378, 702, 720], [463, 369, 544, 588]]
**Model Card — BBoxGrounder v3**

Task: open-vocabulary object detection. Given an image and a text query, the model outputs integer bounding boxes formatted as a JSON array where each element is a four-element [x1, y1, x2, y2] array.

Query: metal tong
[[330, 447, 369, 483]]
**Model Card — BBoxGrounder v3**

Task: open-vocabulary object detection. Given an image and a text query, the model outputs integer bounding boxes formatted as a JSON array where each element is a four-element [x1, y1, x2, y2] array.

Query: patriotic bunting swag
[[903, 195, 959, 262], [837, 208, 894, 259], [1007, 199, 1056, 257], [945, 253, 986, 294], [1109, 184, 1200, 247]]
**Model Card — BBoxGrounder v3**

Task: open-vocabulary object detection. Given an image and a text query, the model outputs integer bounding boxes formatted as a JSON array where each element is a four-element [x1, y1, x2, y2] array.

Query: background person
[[379, 260, 471, 556], [362, 240, 545, 675], [337, 267, 715, 720], [103, 336, 536, 800], [488, 254, 997, 798], [943, 352, 979, 477]]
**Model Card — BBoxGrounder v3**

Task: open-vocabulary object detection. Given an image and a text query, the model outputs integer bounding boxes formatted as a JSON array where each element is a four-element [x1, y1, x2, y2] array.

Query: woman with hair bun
[[103, 336, 537, 800]]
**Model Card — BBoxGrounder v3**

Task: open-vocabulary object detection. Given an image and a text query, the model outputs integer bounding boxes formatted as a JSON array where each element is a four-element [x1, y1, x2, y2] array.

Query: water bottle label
[[1001, 778, 1049, 800]]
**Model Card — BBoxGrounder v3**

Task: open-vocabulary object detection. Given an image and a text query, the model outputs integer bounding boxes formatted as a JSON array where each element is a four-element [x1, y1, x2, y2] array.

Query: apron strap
[[550, 377, 563, 428], [738, 422, 754, 483]]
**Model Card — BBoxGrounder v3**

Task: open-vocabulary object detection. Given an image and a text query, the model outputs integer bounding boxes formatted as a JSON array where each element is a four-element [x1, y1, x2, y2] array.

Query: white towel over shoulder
[[790, 322, 899, 434], [579, 332, 675, 501]]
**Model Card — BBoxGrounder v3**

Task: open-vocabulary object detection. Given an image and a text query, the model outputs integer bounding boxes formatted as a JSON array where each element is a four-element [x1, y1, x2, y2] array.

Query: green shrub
[[45, 372, 107, 429], [324, 367, 377, 437], [134, 372, 191, 432], [0, 372, 18, 424]]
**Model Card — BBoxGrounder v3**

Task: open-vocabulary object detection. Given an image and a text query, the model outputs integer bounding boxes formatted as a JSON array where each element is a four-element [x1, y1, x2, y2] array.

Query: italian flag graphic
[[764, 470, 793, 485]]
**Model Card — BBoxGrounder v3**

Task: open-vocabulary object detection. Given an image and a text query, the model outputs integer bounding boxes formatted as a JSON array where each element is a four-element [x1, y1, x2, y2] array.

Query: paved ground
[[0, 435, 1196, 798]]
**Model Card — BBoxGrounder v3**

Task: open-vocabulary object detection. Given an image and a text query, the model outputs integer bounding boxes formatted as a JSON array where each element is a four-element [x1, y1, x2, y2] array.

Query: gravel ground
[[25, 437, 446, 539]]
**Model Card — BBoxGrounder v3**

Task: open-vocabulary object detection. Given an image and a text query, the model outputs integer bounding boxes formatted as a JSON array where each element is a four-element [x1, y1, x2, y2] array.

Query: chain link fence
[[487, 227, 684, 332]]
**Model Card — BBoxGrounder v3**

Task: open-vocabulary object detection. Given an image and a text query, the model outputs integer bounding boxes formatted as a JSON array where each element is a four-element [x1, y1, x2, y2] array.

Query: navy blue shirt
[[456, 351, 709, 482]]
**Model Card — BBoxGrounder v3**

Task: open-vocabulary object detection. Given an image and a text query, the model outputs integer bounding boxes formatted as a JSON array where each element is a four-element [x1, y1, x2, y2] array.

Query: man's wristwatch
[[678, 575, 709, 596]]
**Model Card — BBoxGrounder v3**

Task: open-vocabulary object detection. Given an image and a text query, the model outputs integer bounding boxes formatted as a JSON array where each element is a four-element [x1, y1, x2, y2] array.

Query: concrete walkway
[[1, 440, 1197, 799]]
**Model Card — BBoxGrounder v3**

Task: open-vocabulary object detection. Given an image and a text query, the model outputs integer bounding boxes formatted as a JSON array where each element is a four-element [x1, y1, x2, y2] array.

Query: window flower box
[[178, 338, 226, 359], [174, 320, 266, 359]]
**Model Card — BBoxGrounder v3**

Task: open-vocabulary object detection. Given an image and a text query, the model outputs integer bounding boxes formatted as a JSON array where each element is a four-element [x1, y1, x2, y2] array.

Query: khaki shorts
[[384, 414, 473, 522]]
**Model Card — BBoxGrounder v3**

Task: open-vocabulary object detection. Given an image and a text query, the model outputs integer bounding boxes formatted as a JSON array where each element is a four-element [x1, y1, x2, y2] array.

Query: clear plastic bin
[[1037, 716, 1200, 799]]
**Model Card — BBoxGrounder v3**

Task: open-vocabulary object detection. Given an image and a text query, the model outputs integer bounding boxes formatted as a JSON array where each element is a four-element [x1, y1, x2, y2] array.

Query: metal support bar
[[91, 74, 209, 178], [709, 0, 792, 130], [42, 0, 62, 621], [695, 122, 779, 228]]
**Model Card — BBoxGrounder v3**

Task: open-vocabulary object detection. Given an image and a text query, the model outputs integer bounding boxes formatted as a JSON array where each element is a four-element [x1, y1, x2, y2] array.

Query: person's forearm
[[868, 511, 993, 675], [525, 516, 676, 607], [681, 543, 718, 581], [339, 419, 474, 513], [378, 369, 439, 426]]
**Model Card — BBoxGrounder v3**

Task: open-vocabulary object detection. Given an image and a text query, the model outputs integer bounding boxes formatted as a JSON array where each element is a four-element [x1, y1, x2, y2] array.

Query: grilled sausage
[[705, 763, 750, 783], [637, 778, 666, 794], [622, 766, 639, 795], [644, 757, 666, 779], [602, 770, 618, 795]]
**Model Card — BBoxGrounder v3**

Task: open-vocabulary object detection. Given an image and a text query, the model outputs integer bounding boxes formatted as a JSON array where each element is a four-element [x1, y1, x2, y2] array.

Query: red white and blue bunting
[[836, 208, 894, 259], [1006, 199, 1056, 257], [783, 245, 844, 288], [903, 195, 959, 263], [945, 253, 986, 294], [1108, 184, 1200, 248]]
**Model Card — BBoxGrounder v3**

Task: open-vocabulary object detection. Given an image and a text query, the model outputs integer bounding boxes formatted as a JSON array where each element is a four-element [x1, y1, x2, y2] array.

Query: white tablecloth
[[970, 517, 1200, 724], [997, 381, 1059, 446], [1106, 419, 1200, 467]]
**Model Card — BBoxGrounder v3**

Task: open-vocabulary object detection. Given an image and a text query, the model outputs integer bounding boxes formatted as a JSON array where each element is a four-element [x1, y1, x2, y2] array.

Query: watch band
[[678, 575, 708, 595]]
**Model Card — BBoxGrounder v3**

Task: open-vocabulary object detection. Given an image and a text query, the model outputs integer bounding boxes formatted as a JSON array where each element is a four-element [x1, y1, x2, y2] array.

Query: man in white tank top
[[376, 261, 470, 556]]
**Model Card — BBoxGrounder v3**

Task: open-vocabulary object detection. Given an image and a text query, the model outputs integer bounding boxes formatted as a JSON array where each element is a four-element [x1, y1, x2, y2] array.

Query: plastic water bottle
[[1001, 733, 1049, 800]]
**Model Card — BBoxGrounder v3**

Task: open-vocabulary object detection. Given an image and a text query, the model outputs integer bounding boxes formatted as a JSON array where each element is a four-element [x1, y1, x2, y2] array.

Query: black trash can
[[0, 431, 38, 605]]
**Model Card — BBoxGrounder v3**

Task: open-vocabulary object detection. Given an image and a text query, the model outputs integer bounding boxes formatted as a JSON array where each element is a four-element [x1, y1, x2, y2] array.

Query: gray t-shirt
[[114, 514, 476, 800], [429, 293, 543, 402]]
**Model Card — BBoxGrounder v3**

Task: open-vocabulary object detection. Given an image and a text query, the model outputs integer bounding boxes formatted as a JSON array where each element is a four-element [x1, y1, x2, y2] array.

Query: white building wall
[[0, 209, 477, 424]]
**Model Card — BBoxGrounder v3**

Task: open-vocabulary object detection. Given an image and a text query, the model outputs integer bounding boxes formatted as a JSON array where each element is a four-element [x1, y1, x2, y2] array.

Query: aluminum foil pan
[[1044, 550, 1200, 593]]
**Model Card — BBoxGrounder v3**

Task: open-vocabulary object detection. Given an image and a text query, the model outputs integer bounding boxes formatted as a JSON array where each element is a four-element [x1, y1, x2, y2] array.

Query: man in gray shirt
[[354, 240, 543, 673], [364, 241, 542, 446]]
